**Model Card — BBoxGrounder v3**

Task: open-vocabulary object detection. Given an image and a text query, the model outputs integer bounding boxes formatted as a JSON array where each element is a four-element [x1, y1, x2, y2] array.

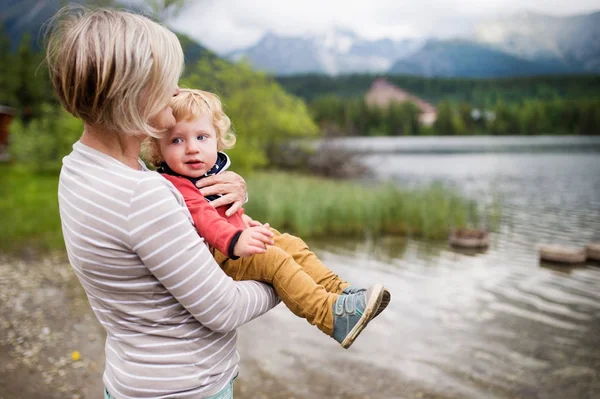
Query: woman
[[46, 6, 279, 398]]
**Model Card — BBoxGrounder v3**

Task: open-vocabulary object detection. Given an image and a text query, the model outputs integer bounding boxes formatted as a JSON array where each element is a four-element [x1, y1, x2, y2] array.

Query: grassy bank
[[245, 172, 480, 239], [0, 165, 64, 253], [0, 165, 490, 253]]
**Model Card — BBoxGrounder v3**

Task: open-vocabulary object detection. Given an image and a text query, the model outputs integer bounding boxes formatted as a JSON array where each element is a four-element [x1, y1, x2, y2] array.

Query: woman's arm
[[128, 175, 279, 333], [195, 171, 247, 216]]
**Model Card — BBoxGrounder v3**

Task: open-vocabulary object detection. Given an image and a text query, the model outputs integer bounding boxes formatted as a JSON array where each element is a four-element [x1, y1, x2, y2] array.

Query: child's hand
[[241, 214, 265, 228], [234, 223, 275, 257]]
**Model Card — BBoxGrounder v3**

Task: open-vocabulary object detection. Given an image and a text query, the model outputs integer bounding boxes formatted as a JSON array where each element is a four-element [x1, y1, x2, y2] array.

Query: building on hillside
[[0, 105, 16, 162], [365, 78, 437, 126]]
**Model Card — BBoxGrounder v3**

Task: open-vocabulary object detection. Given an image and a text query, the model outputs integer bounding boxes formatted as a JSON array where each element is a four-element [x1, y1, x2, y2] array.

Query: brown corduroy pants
[[212, 229, 350, 336]]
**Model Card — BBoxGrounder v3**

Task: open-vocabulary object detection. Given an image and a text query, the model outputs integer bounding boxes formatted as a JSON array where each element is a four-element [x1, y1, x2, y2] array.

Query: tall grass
[[0, 165, 64, 252], [245, 172, 480, 239], [0, 166, 491, 254]]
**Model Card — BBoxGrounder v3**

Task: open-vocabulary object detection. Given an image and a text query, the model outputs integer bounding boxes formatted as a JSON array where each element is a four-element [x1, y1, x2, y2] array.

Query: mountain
[[228, 28, 424, 76], [388, 39, 582, 78], [0, 0, 64, 49], [472, 11, 600, 73], [228, 10, 600, 78], [0, 0, 214, 66], [389, 11, 600, 77]]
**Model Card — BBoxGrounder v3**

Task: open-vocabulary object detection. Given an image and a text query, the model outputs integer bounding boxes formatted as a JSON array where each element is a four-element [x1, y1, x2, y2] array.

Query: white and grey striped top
[[58, 141, 279, 398]]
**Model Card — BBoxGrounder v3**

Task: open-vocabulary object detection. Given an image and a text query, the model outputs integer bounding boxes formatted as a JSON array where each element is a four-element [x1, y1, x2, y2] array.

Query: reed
[[0, 167, 491, 253], [245, 172, 480, 239]]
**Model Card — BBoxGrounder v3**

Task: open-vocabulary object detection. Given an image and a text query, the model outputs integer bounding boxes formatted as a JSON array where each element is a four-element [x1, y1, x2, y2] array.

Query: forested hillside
[[276, 74, 600, 105], [276, 74, 600, 136]]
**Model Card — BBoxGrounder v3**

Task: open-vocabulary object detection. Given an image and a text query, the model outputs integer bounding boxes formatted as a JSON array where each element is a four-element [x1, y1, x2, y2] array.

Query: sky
[[164, 0, 600, 54]]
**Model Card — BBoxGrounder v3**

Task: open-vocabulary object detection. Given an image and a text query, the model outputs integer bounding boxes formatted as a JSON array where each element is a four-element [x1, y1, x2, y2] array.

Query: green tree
[[145, 0, 191, 21], [387, 102, 420, 136], [90, 0, 121, 6], [14, 33, 53, 122], [519, 100, 548, 135], [346, 99, 371, 136], [276, 74, 600, 106], [364, 104, 387, 136], [577, 100, 600, 135], [490, 101, 519, 135], [0, 24, 15, 106], [433, 101, 455, 135], [451, 112, 467, 135], [309, 95, 346, 133], [10, 106, 83, 171], [458, 102, 476, 134]]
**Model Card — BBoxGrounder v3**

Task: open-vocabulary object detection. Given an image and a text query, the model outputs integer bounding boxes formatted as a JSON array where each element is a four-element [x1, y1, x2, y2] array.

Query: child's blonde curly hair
[[143, 89, 236, 167]]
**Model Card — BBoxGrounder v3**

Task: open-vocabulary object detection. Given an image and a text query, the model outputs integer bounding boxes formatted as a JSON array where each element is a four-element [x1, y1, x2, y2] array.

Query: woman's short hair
[[143, 89, 237, 167], [45, 6, 184, 137]]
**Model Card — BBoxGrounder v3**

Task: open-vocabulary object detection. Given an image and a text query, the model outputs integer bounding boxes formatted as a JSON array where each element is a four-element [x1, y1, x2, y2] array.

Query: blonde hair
[[45, 6, 184, 137], [144, 89, 237, 167]]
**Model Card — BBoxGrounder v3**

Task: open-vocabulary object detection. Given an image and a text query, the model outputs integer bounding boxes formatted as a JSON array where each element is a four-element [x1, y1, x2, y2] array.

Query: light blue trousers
[[104, 378, 235, 399]]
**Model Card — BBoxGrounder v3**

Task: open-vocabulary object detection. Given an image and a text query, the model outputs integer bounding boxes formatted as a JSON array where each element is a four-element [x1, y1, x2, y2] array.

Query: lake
[[236, 136, 600, 399]]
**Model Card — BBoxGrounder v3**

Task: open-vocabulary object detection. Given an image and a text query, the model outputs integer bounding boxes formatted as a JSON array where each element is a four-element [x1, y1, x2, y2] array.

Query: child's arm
[[163, 175, 273, 258], [129, 176, 279, 334], [163, 175, 243, 257], [234, 223, 274, 257], [241, 213, 264, 228]]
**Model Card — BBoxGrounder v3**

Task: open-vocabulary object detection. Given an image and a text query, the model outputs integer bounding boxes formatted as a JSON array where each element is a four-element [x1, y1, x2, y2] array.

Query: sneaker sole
[[374, 288, 391, 319], [340, 283, 384, 349]]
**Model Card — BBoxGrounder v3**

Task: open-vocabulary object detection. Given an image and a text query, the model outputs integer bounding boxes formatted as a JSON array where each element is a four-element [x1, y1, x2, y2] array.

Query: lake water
[[237, 136, 600, 399]]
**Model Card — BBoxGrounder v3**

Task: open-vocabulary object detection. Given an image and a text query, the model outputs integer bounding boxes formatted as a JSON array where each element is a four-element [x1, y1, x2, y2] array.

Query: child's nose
[[186, 141, 200, 153]]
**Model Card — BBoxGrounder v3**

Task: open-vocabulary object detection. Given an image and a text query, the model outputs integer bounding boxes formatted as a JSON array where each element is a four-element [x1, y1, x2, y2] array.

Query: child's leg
[[212, 247, 339, 336], [271, 230, 391, 320], [271, 229, 351, 294]]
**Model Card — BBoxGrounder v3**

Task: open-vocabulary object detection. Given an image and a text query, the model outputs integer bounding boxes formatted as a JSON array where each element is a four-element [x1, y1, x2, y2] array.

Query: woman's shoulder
[[61, 141, 186, 205], [64, 141, 146, 177], [134, 172, 188, 208], [133, 170, 183, 194], [129, 172, 194, 227]]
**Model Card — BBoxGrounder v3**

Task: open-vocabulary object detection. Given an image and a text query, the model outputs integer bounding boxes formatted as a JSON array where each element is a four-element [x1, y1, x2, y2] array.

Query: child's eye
[[172, 138, 182, 144], [197, 135, 205, 141]]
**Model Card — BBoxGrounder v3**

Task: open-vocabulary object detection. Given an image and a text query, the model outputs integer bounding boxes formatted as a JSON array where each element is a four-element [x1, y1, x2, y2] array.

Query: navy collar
[[157, 152, 231, 201]]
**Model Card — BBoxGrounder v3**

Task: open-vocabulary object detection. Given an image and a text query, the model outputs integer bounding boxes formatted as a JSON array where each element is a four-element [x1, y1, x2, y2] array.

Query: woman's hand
[[196, 171, 247, 217]]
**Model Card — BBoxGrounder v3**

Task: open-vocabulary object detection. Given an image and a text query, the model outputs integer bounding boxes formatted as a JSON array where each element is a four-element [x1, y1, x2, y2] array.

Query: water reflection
[[292, 235, 600, 398]]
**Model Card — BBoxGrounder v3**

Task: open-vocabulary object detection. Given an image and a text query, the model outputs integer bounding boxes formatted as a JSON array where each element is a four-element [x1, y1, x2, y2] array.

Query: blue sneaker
[[333, 284, 385, 349], [343, 285, 391, 319]]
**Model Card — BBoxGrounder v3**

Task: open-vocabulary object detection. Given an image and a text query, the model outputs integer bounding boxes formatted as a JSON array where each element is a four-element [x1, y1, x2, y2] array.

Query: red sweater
[[162, 174, 245, 257]]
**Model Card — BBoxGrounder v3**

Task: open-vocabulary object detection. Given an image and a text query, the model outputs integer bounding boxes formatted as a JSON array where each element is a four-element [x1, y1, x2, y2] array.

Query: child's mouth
[[186, 161, 204, 169]]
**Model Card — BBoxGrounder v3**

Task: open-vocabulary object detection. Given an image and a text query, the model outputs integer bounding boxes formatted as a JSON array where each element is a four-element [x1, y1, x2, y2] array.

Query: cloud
[[169, 0, 600, 53]]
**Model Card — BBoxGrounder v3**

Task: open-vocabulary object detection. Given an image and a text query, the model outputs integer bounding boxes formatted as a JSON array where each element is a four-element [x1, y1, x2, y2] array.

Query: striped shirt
[[58, 141, 279, 398]]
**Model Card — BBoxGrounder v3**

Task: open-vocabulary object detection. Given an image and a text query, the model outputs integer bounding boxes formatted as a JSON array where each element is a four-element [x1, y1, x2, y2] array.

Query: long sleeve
[[60, 142, 278, 398], [127, 175, 278, 333], [162, 174, 242, 255]]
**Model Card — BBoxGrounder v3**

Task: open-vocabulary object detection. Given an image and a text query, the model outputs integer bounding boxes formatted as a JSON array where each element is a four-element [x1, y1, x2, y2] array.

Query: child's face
[[158, 113, 218, 178]]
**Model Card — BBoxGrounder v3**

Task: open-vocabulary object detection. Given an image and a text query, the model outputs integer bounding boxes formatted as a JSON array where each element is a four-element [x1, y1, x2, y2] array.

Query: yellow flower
[[71, 351, 81, 361]]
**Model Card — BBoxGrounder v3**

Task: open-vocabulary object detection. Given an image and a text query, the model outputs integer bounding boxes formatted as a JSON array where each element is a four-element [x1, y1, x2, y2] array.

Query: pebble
[[0, 255, 103, 395]]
